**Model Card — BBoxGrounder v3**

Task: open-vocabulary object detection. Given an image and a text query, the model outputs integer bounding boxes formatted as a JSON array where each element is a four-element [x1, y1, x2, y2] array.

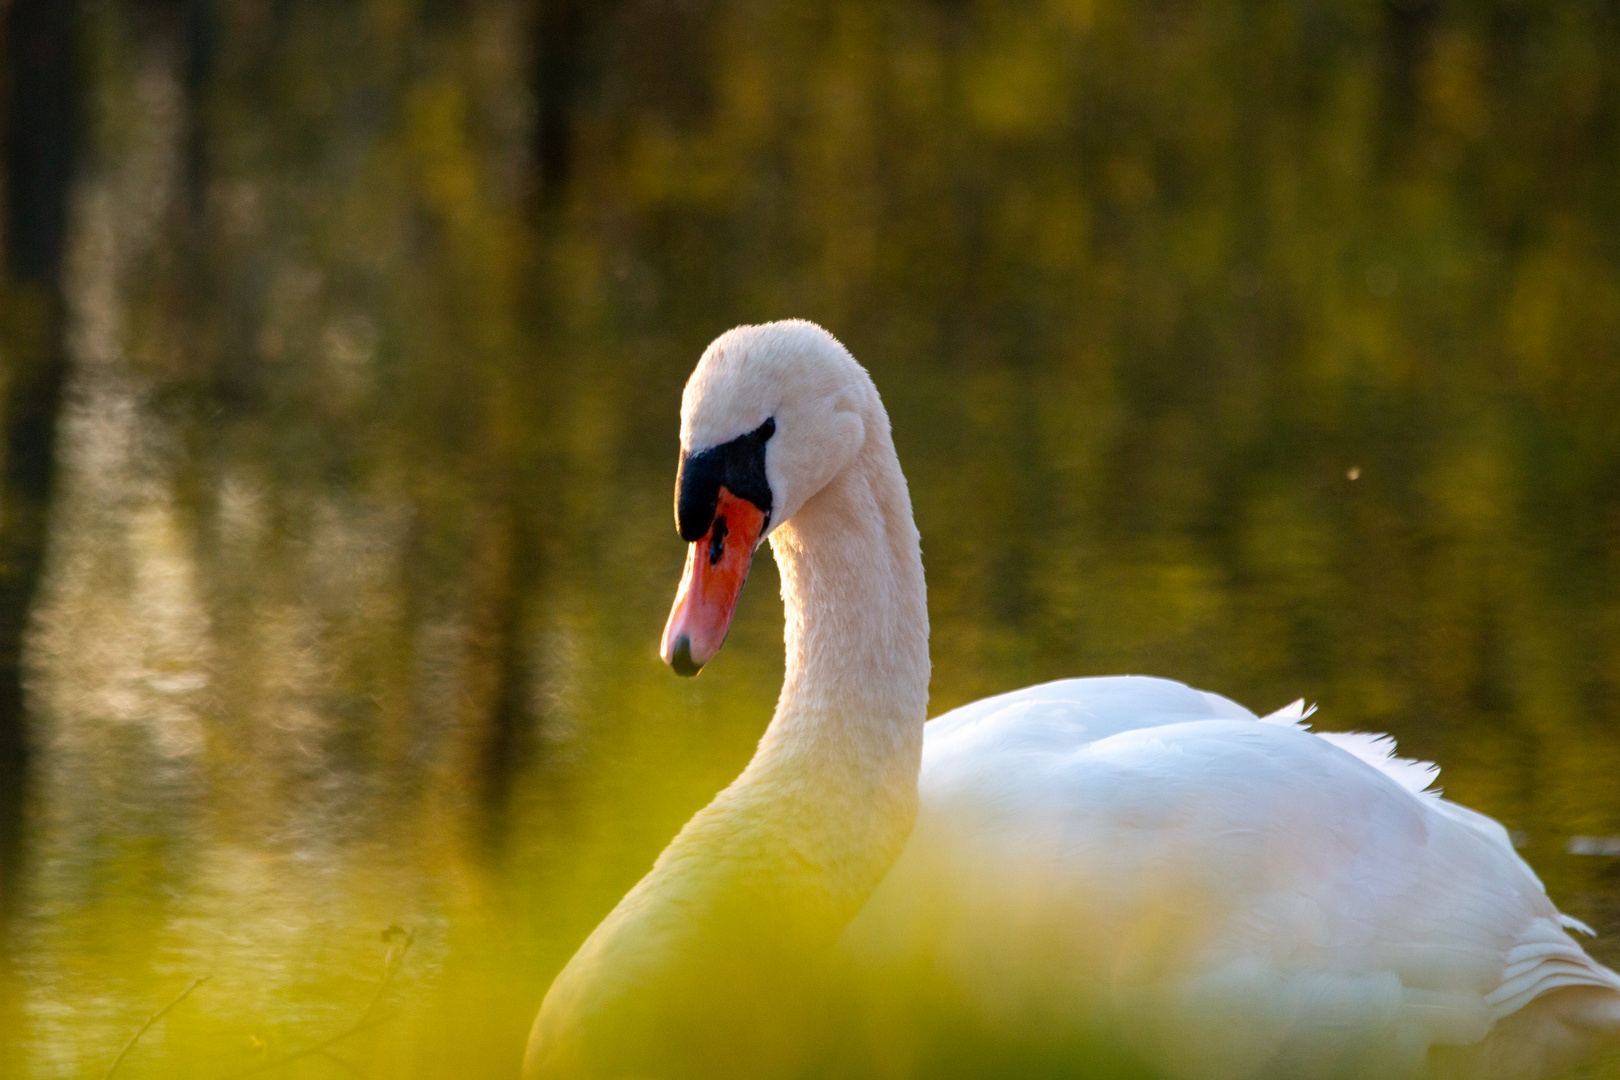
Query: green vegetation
[[1, 0, 1619, 1076]]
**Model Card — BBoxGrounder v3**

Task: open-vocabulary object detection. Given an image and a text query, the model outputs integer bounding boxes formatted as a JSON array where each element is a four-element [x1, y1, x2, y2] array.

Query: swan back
[[842, 676, 1620, 1079]]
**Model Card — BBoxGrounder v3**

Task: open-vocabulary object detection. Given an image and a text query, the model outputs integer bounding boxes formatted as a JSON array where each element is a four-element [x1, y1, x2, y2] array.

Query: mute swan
[[524, 320, 1620, 1080]]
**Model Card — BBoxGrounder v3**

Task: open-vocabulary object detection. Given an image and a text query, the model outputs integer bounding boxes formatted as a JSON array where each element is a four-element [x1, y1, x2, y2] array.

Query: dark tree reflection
[[0, 0, 80, 919]]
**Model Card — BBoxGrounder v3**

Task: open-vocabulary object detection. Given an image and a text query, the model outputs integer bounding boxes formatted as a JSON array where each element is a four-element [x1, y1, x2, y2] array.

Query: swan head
[[660, 320, 871, 676]]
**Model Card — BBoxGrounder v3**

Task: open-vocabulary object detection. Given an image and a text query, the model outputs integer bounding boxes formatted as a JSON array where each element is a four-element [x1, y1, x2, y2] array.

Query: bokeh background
[[1, 0, 1619, 1076]]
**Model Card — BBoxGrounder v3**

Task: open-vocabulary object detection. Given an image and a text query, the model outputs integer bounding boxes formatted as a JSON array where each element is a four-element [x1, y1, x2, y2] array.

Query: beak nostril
[[707, 516, 729, 566]]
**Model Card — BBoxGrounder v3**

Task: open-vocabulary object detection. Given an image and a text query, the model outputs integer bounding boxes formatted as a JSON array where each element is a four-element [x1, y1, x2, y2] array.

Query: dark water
[[2, 2, 1620, 1077]]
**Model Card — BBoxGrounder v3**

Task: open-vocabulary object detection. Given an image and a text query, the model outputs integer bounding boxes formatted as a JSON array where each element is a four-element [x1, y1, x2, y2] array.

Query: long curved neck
[[660, 401, 931, 920], [776, 423, 930, 724], [525, 403, 929, 1080], [738, 413, 931, 900]]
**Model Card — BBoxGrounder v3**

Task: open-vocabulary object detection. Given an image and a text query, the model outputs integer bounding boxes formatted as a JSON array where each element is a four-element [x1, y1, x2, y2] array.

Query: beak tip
[[667, 635, 704, 678]]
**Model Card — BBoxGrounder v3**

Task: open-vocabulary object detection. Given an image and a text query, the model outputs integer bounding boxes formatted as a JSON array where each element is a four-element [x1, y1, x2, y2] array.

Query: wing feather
[[843, 676, 1620, 1078]]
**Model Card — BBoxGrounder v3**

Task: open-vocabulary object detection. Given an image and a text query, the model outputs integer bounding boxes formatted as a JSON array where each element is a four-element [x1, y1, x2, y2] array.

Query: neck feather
[[755, 414, 930, 817], [698, 403, 930, 913], [525, 394, 931, 1080]]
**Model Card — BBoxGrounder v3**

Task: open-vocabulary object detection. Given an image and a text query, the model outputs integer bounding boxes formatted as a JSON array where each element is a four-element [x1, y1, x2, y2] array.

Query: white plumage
[[527, 321, 1620, 1080], [848, 675, 1620, 1078]]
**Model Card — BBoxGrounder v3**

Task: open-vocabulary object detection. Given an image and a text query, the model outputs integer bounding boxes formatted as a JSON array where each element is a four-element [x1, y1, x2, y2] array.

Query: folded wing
[[842, 676, 1620, 1080]]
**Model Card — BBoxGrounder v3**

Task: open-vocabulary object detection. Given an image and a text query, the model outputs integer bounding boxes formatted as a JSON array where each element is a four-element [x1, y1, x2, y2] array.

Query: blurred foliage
[[2, 0, 1620, 1076]]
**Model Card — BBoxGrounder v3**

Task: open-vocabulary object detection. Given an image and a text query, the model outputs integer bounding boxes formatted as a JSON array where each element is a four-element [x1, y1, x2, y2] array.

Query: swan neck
[[774, 429, 927, 723]]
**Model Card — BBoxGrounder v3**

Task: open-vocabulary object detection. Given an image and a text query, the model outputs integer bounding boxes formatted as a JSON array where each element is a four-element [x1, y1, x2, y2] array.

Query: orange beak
[[660, 487, 768, 676]]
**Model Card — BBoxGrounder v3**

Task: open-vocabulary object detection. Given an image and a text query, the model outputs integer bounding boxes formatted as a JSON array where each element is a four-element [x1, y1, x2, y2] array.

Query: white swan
[[524, 320, 1620, 1080]]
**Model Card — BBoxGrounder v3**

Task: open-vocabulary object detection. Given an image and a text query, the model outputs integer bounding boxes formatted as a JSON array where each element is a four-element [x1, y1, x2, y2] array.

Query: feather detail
[[1313, 731, 1442, 798], [1260, 698, 1317, 725], [1261, 699, 1441, 798]]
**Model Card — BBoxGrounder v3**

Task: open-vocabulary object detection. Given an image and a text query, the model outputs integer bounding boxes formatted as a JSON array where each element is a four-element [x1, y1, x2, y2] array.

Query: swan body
[[850, 676, 1620, 1079], [525, 321, 1620, 1080]]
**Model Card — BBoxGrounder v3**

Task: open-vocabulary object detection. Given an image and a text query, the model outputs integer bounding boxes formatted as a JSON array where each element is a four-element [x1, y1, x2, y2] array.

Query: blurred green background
[[1, 0, 1619, 1076]]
